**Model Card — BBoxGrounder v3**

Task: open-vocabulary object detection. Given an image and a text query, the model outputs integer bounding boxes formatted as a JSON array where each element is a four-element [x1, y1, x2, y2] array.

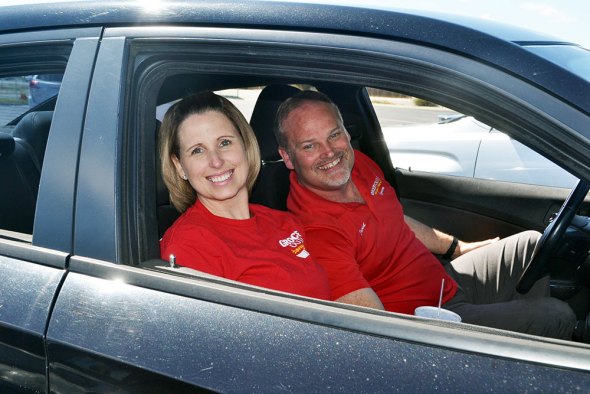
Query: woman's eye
[[219, 139, 232, 148], [191, 147, 204, 155]]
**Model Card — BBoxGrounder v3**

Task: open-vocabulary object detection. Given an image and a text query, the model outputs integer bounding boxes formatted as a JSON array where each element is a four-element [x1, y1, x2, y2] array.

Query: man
[[274, 90, 576, 340]]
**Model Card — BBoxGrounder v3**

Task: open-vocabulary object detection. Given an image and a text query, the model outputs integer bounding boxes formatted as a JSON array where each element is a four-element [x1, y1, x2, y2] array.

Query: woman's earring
[[182, 174, 188, 180]]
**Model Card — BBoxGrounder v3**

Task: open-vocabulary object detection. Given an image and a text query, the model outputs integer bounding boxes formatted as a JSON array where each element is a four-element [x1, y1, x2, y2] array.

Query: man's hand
[[453, 237, 499, 259]]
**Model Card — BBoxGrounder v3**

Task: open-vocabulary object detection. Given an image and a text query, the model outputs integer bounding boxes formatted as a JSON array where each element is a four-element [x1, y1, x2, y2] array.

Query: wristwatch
[[442, 236, 458, 260]]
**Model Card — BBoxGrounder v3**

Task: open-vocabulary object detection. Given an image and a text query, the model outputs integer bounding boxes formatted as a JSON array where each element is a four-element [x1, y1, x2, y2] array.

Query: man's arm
[[404, 215, 498, 259], [336, 288, 385, 310]]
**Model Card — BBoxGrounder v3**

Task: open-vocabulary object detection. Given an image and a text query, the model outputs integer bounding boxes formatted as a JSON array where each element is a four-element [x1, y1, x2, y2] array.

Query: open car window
[[370, 89, 579, 189]]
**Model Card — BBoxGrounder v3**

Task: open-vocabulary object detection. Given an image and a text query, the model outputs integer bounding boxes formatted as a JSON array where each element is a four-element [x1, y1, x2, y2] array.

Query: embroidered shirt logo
[[359, 222, 367, 236], [370, 176, 385, 196], [279, 230, 310, 259]]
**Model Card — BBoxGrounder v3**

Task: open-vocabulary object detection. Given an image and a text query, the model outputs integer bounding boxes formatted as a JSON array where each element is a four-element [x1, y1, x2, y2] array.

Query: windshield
[[524, 44, 590, 83]]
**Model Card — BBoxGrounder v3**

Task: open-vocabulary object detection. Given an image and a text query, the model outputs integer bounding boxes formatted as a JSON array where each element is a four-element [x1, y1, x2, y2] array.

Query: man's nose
[[319, 142, 335, 158]]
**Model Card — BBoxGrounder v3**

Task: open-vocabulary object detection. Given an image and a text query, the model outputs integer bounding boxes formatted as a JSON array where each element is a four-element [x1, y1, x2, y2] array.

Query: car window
[[369, 88, 579, 188], [0, 76, 29, 126], [0, 69, 64, 239], [524, 44, 590, 83], [27, 73, 63, 108]]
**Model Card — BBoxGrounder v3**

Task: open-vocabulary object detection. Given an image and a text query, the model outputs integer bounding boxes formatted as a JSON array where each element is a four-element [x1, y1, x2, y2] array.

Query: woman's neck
[[198, 192, 251, 220]]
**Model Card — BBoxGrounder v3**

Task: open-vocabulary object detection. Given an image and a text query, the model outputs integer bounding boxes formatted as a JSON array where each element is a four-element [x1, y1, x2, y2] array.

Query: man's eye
[[329, 131, 342, 140], [302, 144, 314, 151]]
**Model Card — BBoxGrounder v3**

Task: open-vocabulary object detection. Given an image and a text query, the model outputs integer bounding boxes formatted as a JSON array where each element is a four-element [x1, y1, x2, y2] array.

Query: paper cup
[[415, 306, 462, 322]]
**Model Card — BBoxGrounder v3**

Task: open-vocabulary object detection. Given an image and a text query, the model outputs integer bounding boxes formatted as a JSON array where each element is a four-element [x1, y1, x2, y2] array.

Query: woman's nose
[[209, 150, 224, 168]]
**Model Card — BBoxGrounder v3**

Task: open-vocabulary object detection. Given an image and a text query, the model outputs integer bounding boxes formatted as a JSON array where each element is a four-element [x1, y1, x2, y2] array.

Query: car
[[383, 114, 580, 188], [27, 74, 63, 108], [1, 0, 590, 392]]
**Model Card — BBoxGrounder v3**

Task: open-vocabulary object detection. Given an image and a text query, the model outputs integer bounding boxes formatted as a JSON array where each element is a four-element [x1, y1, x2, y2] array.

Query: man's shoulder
[[352, 150, 384, 178]]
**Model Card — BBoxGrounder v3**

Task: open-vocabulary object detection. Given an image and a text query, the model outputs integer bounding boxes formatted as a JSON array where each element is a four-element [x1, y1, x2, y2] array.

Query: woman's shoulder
[[250, 203, 300, 224], [162, 205, 210, 239]]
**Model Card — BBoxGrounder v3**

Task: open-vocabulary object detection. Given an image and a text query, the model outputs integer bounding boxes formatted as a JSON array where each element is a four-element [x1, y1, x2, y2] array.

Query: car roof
[[0, 0, 568, 44], [1, 0, 588, 113]]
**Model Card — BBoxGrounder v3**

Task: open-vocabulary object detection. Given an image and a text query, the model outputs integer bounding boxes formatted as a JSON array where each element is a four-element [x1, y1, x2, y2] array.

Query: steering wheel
[[517, 179, 590, 293]]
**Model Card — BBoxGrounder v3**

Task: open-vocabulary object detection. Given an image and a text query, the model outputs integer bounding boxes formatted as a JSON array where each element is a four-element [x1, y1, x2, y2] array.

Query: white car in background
[[384, 114, 579, 189]]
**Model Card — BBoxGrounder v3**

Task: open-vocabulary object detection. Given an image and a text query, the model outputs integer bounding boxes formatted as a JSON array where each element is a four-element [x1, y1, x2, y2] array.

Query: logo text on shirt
[[279, 230, 310, 258], [370, 177, 385, 196], [359, 222, 366, 236]]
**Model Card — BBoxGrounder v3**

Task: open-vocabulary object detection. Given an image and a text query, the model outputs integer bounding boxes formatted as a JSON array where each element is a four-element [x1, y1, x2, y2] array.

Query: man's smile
[[317, 156, 342, 171]]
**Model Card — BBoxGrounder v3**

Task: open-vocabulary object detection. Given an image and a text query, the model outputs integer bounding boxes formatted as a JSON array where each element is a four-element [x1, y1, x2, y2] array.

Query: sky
[[404, 1, 590, 49], [2, 0, 589, 49]]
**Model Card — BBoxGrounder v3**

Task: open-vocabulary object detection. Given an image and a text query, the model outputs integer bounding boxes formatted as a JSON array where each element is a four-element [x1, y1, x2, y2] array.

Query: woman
[[159, 91, 330, 300]]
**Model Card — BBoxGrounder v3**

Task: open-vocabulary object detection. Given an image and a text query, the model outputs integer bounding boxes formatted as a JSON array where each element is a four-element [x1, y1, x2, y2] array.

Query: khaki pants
[[443, 230, 576, 340]]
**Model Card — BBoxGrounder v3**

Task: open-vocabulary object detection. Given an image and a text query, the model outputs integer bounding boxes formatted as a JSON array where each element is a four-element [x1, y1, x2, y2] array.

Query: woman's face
[[172, 110, 249, 210]]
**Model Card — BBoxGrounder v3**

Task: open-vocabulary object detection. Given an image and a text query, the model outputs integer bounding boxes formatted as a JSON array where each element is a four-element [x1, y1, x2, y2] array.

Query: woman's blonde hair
[[159, 91, 261, 213]]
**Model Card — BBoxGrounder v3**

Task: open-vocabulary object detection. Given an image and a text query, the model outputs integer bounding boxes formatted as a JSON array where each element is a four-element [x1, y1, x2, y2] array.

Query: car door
[[0, 28, 100, 393], [40, 23, 590, 392]]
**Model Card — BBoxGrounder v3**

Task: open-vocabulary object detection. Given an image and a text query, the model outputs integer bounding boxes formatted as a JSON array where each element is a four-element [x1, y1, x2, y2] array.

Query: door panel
[[0, 252, 65, 393], [393, 169, 588, 241], [46, 265, 590, 391]]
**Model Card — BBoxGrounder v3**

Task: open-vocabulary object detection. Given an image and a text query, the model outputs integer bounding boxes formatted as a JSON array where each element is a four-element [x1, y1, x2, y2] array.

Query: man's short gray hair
[[274, 90, 344, 149]]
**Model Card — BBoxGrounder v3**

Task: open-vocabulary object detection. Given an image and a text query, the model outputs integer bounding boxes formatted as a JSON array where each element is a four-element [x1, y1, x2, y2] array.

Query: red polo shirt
[[160, 200, 331, 300], [287, 150, 457, 314]]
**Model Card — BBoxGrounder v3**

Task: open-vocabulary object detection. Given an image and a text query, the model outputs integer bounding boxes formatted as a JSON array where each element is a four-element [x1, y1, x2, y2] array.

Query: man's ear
[[278, 147, 294, 170]]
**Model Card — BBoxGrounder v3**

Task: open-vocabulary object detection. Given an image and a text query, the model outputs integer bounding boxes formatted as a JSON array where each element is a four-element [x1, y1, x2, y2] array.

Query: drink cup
[[414, 306, 462, 322]]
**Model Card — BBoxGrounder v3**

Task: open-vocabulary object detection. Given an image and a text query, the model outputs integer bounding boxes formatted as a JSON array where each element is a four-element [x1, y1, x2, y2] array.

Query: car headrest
[[0, 133, 15, 157], [249, 84, 301, 161], [12, 111, 53, 164]]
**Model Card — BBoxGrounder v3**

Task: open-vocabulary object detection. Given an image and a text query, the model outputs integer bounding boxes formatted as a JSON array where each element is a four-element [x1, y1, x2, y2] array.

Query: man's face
[[279, 101, 354, 195]]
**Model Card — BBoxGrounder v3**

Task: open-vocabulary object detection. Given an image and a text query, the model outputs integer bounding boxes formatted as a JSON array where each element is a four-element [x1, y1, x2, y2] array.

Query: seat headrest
[[12, 111, 53, 164], [250, 84, 301, 161], [0, 133, 15, 157]]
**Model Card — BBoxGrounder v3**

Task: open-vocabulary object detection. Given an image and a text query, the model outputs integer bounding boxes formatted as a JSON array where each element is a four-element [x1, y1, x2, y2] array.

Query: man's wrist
[[442, 236, 458, 260]]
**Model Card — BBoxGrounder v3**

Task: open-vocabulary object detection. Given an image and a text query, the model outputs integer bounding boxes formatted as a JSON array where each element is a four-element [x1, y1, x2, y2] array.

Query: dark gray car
[[1, 1, 589, 392]]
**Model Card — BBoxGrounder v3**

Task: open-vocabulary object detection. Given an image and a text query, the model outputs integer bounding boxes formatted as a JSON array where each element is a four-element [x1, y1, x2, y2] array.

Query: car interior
[[155, 81, 374, 238], [144, 65, 590, 340]]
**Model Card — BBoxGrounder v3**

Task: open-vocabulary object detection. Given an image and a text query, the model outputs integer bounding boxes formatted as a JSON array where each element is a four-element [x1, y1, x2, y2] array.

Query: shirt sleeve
[[160, 225, 225, 277], [304, 225, 371, 301]]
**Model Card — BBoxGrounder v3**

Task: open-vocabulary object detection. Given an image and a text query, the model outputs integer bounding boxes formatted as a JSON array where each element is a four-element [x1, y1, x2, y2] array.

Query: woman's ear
[[172, 154, 187, 180], [278, 147, 294, 170]]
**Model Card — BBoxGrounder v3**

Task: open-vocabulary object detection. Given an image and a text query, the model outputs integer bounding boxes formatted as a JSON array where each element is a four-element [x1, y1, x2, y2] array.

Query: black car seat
[[249, 84, 301, 210], [0, 111, 53, 234], [0, 133, 40, 233], [11, 111, 53, 169]]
